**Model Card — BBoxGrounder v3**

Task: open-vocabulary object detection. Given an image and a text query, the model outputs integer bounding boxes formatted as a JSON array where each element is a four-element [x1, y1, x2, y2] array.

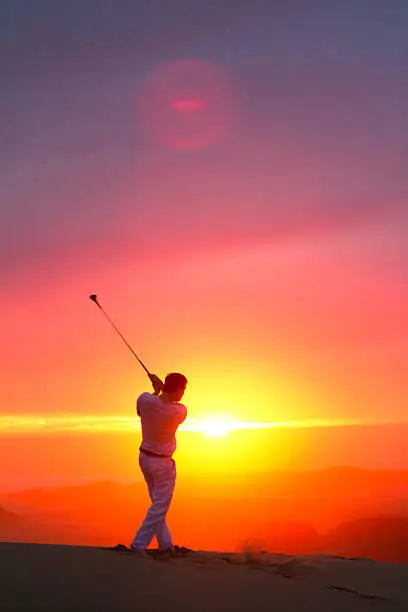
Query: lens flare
[[172, 99, 207, 111], [136, 59, 236, 149]]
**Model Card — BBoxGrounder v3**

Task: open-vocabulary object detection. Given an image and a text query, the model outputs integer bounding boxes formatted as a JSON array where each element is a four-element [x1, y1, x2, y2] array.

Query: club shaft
[[95, 302, 150, 375]]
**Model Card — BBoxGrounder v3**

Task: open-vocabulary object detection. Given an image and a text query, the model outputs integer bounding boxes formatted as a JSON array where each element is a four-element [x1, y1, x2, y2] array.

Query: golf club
[[89, 294, 151, 377]]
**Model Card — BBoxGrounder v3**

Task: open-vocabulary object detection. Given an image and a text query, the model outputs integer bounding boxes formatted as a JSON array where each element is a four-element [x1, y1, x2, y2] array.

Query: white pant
[[131, 452, 176, 551]]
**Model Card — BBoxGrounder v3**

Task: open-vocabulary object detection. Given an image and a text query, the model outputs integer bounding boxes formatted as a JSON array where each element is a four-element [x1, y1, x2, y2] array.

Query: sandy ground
[[1, 543, 408, 611]]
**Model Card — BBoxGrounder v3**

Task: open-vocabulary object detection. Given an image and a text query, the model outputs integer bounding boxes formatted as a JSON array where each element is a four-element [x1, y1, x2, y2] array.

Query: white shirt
[[137, 392, 187, 457]]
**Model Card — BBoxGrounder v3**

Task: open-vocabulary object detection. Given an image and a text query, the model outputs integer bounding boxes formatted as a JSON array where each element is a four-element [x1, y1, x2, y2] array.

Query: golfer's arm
[[136, 396, 142, 416], [149, 374, 164, 395]]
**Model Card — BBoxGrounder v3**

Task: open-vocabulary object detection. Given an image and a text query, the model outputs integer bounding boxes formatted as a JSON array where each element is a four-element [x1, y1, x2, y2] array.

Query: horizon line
[[0, 414, 407, 436]]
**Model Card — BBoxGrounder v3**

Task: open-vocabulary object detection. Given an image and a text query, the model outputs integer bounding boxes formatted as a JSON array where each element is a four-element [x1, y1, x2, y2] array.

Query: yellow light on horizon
[[0, 414, 390, 436], [198, 417, 237, 438]]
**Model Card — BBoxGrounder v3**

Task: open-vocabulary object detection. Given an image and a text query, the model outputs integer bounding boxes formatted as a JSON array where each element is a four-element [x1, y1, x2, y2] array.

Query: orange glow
[[1, 226, 407, 525]]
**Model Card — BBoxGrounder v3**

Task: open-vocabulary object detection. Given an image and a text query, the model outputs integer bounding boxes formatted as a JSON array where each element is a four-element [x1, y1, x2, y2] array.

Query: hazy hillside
[[1, 469, 408, 559], [325, 516, 408, 563], [0, 506, 23, 529]]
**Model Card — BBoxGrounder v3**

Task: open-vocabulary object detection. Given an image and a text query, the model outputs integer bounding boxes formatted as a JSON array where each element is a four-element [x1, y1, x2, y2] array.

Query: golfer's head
[[163, 373, 187, 402]]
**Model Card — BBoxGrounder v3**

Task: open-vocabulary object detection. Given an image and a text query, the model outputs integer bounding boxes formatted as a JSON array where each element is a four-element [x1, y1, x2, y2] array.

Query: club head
[[89, 294, 98, 303]]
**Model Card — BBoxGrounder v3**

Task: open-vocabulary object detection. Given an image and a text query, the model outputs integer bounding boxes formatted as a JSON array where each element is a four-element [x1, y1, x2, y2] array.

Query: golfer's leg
[[131, 458, 155, 550], [133, 460, 175, 551], [155, 460, 176, 550], [155, 519, 172, 550]]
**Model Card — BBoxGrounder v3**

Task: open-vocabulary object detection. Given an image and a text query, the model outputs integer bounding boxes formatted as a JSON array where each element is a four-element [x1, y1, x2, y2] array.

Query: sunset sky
[[1, 1, 407, 489]]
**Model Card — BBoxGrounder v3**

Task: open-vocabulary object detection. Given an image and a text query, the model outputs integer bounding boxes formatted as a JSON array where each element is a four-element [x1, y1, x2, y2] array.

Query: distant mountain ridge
[[1, 468, 408, 560], [0, 505, 22, 527]]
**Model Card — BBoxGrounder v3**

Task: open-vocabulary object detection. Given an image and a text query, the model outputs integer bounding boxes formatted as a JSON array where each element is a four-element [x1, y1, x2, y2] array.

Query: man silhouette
[[131, 372, 188, 553]]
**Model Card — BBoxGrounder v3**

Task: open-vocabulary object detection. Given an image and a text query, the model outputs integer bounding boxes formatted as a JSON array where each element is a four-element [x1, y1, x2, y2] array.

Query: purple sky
[[1, 0, 407, 286]]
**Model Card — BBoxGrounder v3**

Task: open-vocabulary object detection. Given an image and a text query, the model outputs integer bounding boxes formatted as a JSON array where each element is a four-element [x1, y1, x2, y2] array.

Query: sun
[[199, 417, 237, 438]]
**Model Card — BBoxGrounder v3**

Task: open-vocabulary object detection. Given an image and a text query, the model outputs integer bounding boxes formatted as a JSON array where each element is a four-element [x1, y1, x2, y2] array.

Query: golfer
[[131, 372, 188, 553]]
